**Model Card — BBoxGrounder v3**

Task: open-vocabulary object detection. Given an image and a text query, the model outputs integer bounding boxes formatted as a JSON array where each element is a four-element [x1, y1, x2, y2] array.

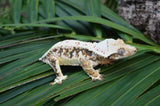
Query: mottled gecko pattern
[[39, 39, 137, 85]]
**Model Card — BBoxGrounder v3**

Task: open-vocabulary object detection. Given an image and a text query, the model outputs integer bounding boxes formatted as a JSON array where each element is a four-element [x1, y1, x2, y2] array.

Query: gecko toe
[[91, 74, 104, 81], [50, 82, 57, 85], [99, 77, 104, 81], [50, 75, 68, 85], [92, 79, 97, 81], [96, 68, 101, 72], [100, 74, 104, 78]]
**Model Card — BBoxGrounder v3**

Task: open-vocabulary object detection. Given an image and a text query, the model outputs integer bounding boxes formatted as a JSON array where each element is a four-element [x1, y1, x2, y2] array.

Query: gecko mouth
[[108, 53, 120, 60]]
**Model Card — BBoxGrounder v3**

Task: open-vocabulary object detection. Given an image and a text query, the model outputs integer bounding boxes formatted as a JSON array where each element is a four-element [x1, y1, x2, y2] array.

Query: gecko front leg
[[80, 60, 103, 81], [48, 56, 68, 85]]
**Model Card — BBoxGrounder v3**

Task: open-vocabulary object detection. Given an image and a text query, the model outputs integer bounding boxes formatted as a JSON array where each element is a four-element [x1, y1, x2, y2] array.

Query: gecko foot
[[92, 74, 104, 81], [50, 75, 68, 85]]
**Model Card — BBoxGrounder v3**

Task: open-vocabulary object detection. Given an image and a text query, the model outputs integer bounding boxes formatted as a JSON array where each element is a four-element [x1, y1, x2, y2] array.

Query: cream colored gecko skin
[[39, 39, 137, 85]]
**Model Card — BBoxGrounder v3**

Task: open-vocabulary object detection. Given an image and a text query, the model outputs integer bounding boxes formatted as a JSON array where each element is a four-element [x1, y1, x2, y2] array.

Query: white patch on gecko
[[39, 39, 137, 85]]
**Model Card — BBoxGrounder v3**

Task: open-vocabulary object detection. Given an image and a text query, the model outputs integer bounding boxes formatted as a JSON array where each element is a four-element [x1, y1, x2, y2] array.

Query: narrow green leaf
[[0, 23, 72, 32], [0, 34, 63, 49], [8, 72, 86, 105], [111, 62, 160, 105], [55, 1, 93, 35], [38, 16, 157, 46], [0, 52, 41, 81], [0, 48, 43, 64], [0, 41, 50, 58], [145, 95, 160, 106], [0, 75, 53, 104], [84, 0, 102, 38], [55, 3, 90, 34], [128, 43, 160, 54], [1, 16, 157, 46], [105, 0, 118, 11], [28, 0, 39, 23], [118, 33, 133, 42], [0, 63, 50, 89], [132, 83, 160, 105], [10, 0, 22, 24], [0, 31, 34, 41], [43, 0, 55, 19], [63, 34, 104, 41], [85, 0, 101, 17]]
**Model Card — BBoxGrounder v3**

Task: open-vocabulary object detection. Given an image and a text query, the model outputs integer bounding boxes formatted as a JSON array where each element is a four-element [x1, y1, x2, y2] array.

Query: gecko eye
[[118, 48, 125, 55]]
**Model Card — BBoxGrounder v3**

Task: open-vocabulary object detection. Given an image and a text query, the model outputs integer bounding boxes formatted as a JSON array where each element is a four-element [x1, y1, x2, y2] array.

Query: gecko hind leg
[[48, 56, 68, 85], [81, 60, 103, 81]]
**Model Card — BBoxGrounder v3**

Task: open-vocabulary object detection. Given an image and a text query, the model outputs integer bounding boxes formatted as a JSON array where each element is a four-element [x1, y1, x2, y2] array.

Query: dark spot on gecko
[[48, 57, 57, 69], [81, 49, 86, 56], [63, 48, 68, 56], [50, 59, 56, 65], [47, 52, 51, 57], [69, 47, 75, 58], [85, 49, 92, 56], [81, 49, 93, 57], [75, 48, 80, 57], [61, 47, 93, 58], [41, 56, 47, 61], [53, 48, 58, 52], [58, 48, 63, 56], [65, 49, 69, 53], [76, 48, 93, 57]]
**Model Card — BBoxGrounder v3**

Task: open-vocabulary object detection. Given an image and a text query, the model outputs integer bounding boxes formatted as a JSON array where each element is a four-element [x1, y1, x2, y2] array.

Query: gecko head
[[108, 39, 137, 60]]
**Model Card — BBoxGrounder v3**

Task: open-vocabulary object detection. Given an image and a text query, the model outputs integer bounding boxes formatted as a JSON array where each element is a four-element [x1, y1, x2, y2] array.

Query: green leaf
[[0, 23, 72, 31], [84, 0, 102, 38], [38, 16, 157, 46], [55, 2, 91, 34], [118, 33, 133, 42], [132, 81, 160, 105], [128, 43, 160, 54], [0, 74, 53, 103], [1, 16, 157, 46], [105, 0, 118, 11], [85, 0, 101, 17], [27, 0, 39, 23], [10, 0, 22, 24], [40, 0, 56, 19]]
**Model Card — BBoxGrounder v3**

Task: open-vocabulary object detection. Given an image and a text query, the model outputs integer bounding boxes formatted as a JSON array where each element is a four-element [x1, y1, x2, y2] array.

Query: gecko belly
[[58, 57, 80, 66]]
